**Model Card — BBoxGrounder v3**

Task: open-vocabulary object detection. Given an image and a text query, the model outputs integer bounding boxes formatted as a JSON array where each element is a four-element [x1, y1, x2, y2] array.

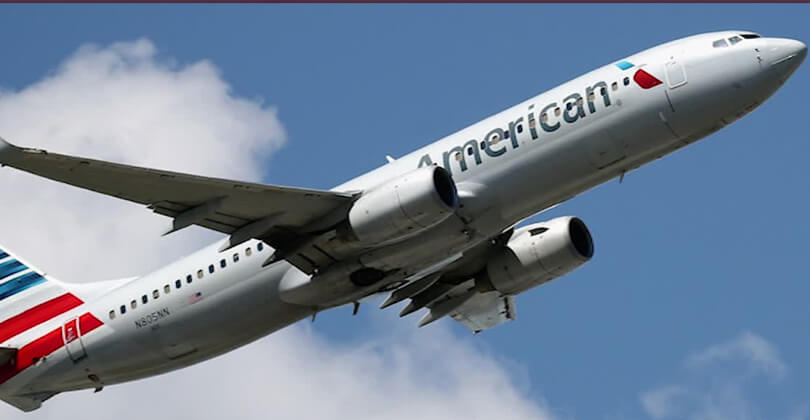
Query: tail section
[[0, 243, 82, 411], [0, 244, 77, 338]]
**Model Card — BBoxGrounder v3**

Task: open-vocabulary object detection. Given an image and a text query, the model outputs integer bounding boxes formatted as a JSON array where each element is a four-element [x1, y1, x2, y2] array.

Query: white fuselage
[[1, 31, 805, 398]]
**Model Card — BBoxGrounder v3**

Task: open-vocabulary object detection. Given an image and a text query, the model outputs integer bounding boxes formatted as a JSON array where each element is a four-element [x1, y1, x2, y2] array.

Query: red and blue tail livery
[[0, 243, 103, 409], [0, 249, 48, 303]]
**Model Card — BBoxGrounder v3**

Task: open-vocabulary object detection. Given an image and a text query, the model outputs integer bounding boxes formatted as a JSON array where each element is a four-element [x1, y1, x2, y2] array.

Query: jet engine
[[477, 216, 594, 295], [346, 165, 459, 245]]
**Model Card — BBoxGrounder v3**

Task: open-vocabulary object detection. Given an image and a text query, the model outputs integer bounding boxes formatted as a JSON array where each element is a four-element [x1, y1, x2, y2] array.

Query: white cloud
[[0, 40, 554, 420], [640, 385, 687, 419], [687, 331, 787, 381], [639, 332, 796, 420], [0, 39, 286, 282], [0, 321, 553, 420]]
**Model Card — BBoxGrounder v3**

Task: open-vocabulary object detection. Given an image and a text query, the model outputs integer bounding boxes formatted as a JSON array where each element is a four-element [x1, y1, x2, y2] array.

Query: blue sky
[[0, 5, 808, 419]]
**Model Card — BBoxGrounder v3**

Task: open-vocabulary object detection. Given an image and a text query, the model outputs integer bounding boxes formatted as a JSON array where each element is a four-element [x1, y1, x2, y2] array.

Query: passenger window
[[729, 36, 742, 45], [142, 295, 148, 304], [164, 285, 171, 294], [480, 140, 486, 150], [540, 113, 548, 123], [246, 247, 252, 257], [503, 130, 510, 139], [187, 274, 193, 284], [208, 264, 215, 274], [576, 97, 584, 106], [109, 310, 115, 320], [233, 253, 240, 263], [566, 102, 573, 111], [623, 77, 630, 86], [517, 124, 523, 133], [257, 243, 264, 252], [600, 87, 607, 96], [466, 147, 474, 156], [176, 279, 182, 289], [220, 259, 227, 268], [197, 269, 204, 279], [611, 81, 618, 91], [131, 300, 137, 309], [713, 39, 728, 48], [587, 92, 595, 102], [554, 107, 561, 117], [153, 290, 159, 299], [120, 305, 126, 315]]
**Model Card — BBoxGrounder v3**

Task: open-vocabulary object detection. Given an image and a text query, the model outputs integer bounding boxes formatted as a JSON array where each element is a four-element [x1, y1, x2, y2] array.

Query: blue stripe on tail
[[0, 260, 26, 281], [0, 251, 8, 260], [0, 272, 46, 301]]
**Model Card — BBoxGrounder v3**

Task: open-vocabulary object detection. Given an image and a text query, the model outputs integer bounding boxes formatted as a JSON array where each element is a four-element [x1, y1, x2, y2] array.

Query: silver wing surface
[[0, 137, 356, 273], [449, 292, 516, 333]]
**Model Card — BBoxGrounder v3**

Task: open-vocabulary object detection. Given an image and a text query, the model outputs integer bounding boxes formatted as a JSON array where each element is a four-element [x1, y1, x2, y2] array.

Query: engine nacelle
[[347, 165, 459, 245], [477, 216, 594, 295]]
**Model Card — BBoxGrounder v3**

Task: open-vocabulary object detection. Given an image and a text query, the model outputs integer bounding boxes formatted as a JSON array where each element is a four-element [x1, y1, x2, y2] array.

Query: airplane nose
[[765, 38, 806, 80]]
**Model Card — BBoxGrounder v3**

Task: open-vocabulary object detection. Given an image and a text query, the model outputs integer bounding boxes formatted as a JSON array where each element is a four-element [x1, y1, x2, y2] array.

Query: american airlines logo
[[417, 62, 665, 176], [417, 80, 616, 176], [617, 60, 663, 89]]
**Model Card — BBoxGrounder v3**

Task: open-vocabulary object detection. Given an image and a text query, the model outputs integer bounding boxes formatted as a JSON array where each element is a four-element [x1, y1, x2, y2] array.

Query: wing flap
[[450, 292, 517, 333]]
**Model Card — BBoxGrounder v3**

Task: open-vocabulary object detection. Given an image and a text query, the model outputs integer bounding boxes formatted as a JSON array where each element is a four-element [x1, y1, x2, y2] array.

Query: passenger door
[[659, 51, 693, 138]]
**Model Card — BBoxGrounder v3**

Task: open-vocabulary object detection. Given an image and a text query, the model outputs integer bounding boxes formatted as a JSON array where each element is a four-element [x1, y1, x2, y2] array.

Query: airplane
[[0, 30, 805, 412]]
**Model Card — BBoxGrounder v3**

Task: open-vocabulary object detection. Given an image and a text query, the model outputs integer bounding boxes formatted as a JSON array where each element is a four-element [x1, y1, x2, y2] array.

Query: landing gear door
[[62, 317, 87, 362]]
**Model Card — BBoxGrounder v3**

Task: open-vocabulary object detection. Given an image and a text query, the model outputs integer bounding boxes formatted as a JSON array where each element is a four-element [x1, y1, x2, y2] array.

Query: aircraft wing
[[0, 138, 356, 273], [449, 292, 516, 333]]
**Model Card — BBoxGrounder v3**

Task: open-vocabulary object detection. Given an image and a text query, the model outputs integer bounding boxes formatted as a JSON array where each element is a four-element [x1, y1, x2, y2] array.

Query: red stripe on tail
[[0, 312, 103, 386], [0, 293, 83, 344]]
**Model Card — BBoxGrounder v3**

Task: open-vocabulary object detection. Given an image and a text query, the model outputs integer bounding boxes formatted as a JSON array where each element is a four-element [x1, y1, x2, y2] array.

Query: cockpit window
[[713, 39, 728, 48], [729, 36, 742, 45], [741, 34, 760, 39]]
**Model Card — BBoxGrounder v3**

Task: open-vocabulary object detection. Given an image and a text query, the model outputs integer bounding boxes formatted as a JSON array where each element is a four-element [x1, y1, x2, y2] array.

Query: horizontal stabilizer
[[0, 347, 16, 367], [1, 392, 58, 412]]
